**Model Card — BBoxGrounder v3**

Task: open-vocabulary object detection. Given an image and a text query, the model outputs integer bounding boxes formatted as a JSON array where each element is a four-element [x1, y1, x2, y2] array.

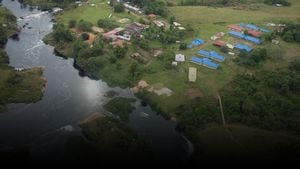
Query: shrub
[[68, 19, 77, 28], [77, 20, 92, 32], [114, 3, 125, 13]]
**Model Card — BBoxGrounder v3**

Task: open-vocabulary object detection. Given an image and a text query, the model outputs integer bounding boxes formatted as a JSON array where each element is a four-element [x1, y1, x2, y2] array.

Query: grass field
[[57, 0, 142, 26]]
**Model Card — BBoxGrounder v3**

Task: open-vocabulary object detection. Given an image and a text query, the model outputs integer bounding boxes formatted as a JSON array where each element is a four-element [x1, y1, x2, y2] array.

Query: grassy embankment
[[0, 5, 47, 112]]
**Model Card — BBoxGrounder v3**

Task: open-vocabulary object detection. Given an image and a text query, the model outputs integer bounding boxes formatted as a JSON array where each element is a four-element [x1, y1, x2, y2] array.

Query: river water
[[0, 0, 191, 162]]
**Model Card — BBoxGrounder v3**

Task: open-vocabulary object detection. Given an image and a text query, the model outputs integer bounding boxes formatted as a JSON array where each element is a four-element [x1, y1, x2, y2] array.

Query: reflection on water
[[0, 0, 191, 162]]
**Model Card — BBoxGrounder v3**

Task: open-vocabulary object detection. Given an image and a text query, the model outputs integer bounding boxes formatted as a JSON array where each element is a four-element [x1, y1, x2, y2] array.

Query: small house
[[175, 54, 185, 62], [173, 22, 181, 27], [213, 41, 226, 47], [228, 25, 244, 32]]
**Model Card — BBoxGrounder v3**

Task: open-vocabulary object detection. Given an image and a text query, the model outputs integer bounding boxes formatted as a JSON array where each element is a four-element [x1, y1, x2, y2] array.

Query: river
[[0, 0, 192, 163]]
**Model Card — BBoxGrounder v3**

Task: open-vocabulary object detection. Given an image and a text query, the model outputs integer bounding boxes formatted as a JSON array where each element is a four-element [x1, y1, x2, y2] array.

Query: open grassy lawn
[[191, 124, 300, 161], [57, 0, 142, 26]]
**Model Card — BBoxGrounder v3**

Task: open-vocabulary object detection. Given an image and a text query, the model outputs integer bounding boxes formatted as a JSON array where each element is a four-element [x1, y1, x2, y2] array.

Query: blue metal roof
[[239, 23, 271, 33], [235, 44, 253, 52], [192, 38, 205, 46], [203, 58, 220, 69], [191, 57, 203, 63], [260, 28, 271, 33], [229, 31, 245, 38], [239, 23, 246, 27], [209, 51, 225, 62], [191, 57, 219, 69], [198, 50, 210, 57], [198, 50, 225, 62], [244, 36, 262, 44], [245, 24, 260, 31], [229, 30, 262, 44]]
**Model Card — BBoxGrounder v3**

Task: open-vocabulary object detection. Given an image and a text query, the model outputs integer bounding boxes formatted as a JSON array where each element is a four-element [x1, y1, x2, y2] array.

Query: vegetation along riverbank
[[0, 4, 47, 112]]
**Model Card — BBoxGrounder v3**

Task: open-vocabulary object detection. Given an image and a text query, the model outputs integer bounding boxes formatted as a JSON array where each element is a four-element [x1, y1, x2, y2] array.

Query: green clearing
[[56, 0, 142, 26]]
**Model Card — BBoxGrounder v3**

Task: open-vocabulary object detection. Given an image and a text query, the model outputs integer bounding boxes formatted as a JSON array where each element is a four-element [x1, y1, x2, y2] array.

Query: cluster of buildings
[[179, 22, 272, 78], [227, 23, 271, 45], [123, 2, 144, 14], [103, 22, 149, 42]]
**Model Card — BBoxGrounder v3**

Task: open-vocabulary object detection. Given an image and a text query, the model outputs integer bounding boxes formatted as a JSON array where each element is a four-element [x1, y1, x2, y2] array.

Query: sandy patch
[[85, 33, 96, 45], [92, 26, 104, 33], [132, 80, 173, 96]]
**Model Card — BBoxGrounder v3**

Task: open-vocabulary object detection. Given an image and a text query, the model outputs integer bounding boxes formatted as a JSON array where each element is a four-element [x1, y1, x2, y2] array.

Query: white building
[[188, 67, 197, 82], [175, 54, 185, 62], [173, 22, 181, 27]]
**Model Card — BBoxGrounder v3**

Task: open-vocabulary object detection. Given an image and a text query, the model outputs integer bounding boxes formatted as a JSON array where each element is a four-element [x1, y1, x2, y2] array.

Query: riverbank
[[0, 5, 47, 112]]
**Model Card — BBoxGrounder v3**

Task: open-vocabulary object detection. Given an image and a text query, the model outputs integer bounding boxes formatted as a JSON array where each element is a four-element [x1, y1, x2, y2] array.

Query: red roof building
[[227, 25, 244, 32], [148, 14, 157, 19], [213, 41, 226, 47], [247, 29, 262, 37]]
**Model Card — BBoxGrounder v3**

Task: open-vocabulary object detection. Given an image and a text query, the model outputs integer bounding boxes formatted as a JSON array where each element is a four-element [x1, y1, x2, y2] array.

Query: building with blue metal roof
[[198, 50, 225, 62], [245, 24, 260, 31], [229, 31, 245, 39], [260, 28, 271, 33], [235, 44, 253, 52], [244, 36, 262, 44], [239, 23, 271, 33], [229, 30, 262, 44], [209, 51, 225, 62], [239, 23, 246, 27], [198, 50, 210, 57], [192, 38, 205, 46], [191, 57, 220, 69]]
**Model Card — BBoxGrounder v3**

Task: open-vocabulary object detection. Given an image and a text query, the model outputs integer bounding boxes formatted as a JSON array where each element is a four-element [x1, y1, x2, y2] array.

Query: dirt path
[[217, 94, 249, 153], [217, 93, 226, 126]]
